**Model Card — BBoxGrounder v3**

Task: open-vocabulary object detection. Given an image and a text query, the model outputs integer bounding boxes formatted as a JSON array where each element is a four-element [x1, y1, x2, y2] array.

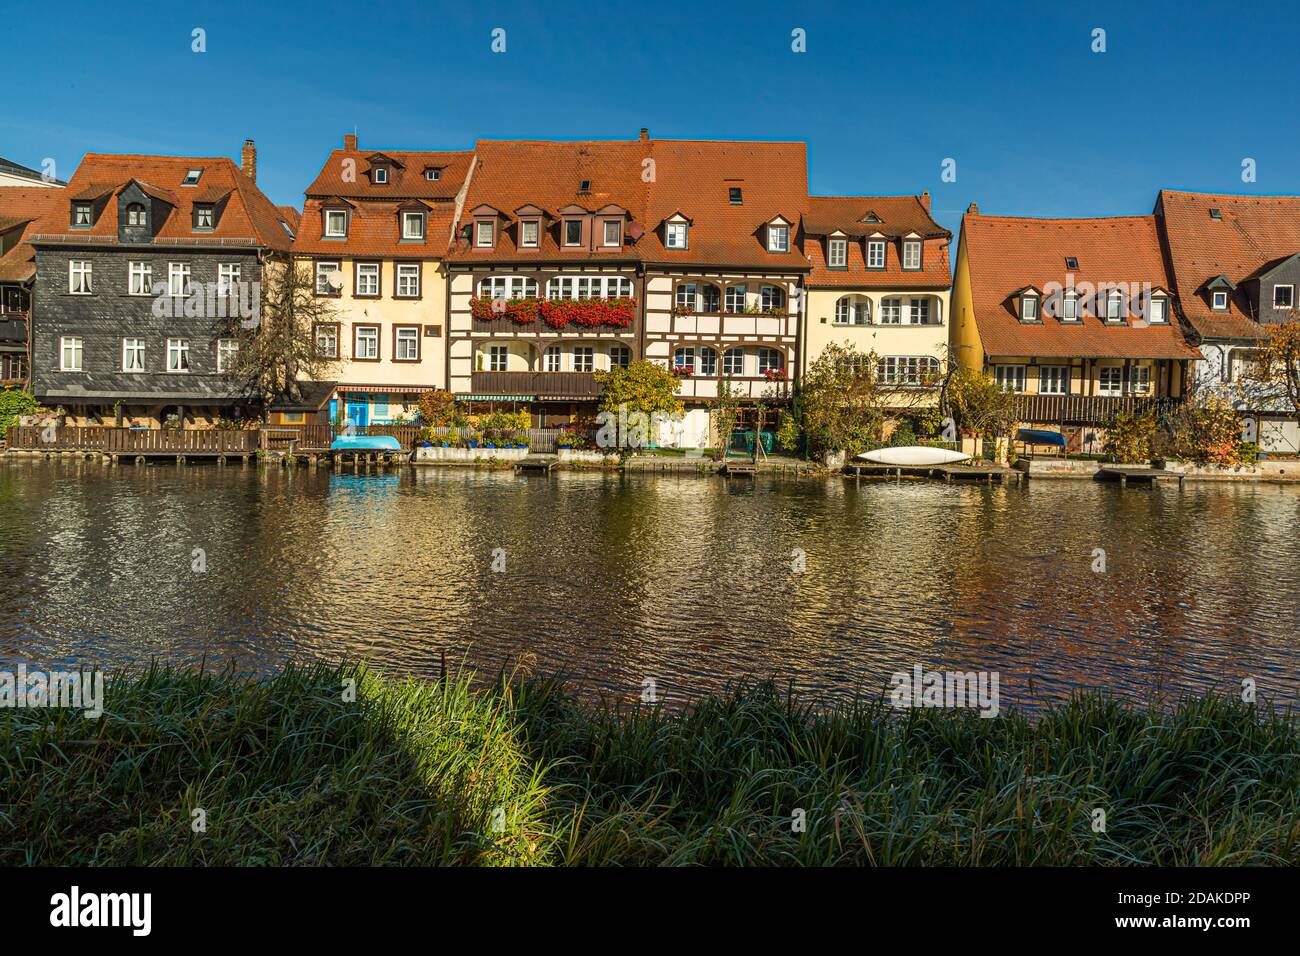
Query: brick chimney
[[639, 128, 649, 142], [241, 139, 256, 182], [920, 190, 931, 212], [344, 132, 358, 151], [966, 201, 980, 215]]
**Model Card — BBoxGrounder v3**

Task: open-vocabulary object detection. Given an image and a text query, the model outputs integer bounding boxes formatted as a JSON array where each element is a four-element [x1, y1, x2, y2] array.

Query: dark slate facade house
[[28, 142, 295, 426], [0, 187, 65, 385]]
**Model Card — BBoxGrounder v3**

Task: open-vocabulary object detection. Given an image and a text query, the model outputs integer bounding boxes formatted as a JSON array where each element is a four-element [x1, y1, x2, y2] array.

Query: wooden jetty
[[515, 454, 558, 473], [845, 462, 1024, 483], [1096, 465, 1185, 488]]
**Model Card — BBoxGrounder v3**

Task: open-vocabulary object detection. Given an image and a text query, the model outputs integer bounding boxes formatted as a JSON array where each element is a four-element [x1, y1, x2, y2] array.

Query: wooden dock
[[1096, 465, 1185, 488], [846, 463, 1024, 483], [515, 454, 557, 473], [721, 459, 757, 476]]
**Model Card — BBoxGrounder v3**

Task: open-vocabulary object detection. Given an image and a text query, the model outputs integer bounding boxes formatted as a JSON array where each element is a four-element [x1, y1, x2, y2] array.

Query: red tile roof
[[804, 195, 951, 288], [0, 187, 66, 283], [1156, 190, 1300, 341], [303, 149, 472, 200], [292, 198, 458, 258], [961, 212, 1199, 360], [29, 153, 293, 251], [277, 205, 301, 233]]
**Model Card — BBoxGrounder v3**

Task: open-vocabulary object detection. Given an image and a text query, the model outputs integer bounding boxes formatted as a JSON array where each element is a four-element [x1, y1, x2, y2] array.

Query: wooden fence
[[6, 426, 255, 456]]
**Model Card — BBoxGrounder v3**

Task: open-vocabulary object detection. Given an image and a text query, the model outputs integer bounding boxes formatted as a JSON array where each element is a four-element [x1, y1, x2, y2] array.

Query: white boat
[[856, 446, 971, 466]]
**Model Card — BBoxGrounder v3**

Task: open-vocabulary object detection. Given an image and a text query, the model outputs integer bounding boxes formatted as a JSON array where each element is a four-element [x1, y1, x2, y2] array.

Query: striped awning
[[459, 394, 535, 402]]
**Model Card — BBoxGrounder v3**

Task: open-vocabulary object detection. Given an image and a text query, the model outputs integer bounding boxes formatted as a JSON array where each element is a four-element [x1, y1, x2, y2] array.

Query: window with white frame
[[722, 348, 745, 376], [609, 345, 631, 369], [1130, 365, 1151, 394], [1148, 296, 1168, 323], [563, 220, 583, 246], [1211, 290, 1229, 311], [878, 356, 940, 386], [1098, 366, 1123, 395], [354, 326, 379, 360], [122, 338, 145, 372], [68, 260, 92, 294], [603, 220, 621, 246], [761, 285, 786, 312], [355, 263, 379, 296], [757, 347, 783, 374], [218, 263, 241, 296], [487, 344, 508, 371], [217, 338, 238, 373], [665, 221, 688, 249], [880, 297, 902, 324], [72, 203, 92, 227], [1038, 365, 1069, 395], [867, 240, 886, 269], [994, 364, 1026, 392], [1020, 295, 1039, 322], [395, 327, 419, 361], [1275, 285, 1294, 309], [481, 275, 538, 299], [193, 205, 215, 230], [902, 240, 922, 270], [166, 338, 190, 372], [725, 285, 747, 313], [402, 212, 425, 240], [835, 295, 870, 325], [1105, 290, 1124, 322], [828, 238, 848, 268], [127, 203, 147, 226], [372, 167, 388, 184], [909, 298, 932, 324], [543, 345, 561, 372], [315, 324, 338, 358], [324, 209, 347, 237], [425, 168, 441, 181], [1062, 291, 1080, 321], [60, 336, 83, 371], [128, 261, 152, 296], [475, 221, 494, 247], [572, 346, 594, 372], [767, 224, 790, 253], [396, 264, 420, 298], [316, 261, 341, 295], [168, 262, 190, 296], [520, 220, 539, 247], [546, 275, 633, 299]]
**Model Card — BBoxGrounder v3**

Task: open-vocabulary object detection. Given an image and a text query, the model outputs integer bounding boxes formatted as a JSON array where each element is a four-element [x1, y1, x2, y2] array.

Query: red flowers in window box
[[469, 297, 539, 325], [763, 367, 788, 381], [672, 365, 694, 378], [470, 296, 635, 330]]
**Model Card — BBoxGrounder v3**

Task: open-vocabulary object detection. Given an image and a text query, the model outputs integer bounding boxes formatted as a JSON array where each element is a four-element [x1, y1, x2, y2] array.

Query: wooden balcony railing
[[1014, 394, 1182, 425], [469, 371, 601, 400]]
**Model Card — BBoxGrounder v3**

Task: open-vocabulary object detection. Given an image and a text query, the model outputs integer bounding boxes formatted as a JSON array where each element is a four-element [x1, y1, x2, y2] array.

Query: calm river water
[[2, 459, 1299, 710]]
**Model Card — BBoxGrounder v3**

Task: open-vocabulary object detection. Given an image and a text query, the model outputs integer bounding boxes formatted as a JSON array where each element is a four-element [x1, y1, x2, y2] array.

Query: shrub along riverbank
[[2, 664, 1297, 865]]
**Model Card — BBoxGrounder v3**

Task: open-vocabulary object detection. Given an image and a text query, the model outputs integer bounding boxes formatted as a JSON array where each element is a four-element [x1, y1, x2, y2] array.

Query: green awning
[[459, 394, 535, 402]]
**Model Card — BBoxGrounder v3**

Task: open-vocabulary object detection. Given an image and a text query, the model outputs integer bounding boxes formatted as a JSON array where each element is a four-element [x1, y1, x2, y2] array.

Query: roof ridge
[[968, 213, 1155, 224]]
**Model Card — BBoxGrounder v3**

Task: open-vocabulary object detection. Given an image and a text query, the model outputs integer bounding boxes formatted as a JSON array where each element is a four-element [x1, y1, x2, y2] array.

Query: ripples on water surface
[[2, 459, 1299, 710]]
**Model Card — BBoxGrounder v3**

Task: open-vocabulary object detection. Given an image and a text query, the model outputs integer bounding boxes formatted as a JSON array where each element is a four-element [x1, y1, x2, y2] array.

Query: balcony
[[468, 371, 601, 401], [1013, 394, 1181, 425]]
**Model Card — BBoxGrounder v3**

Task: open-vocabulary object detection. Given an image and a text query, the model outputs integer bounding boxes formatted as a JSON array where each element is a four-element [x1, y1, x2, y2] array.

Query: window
[[475, 221, 494, 247], [481, 275, 538, 299], [126, 203, 147, 226], [355, 263, 379, 297], [324, 210, 348, 237], [68, 260, 92, 294], [395, 327, 419, 361], [902, 240, 922, 270], [425, 168, 441, 181], [1149, 297, 1168, 323], [1062, 291, 1079, 321], [1064, 257, 1079, 270], [168, 262, 191, 296], [1098, 366, 1123, 396], [373, 167, 388, 184], [193, 205, 215, 230], [675, 282, 720, 313], [760, 285, 785, 312], [314, 324, 338, 358], [128, 261, 152, 296], [1275, 285, 1294, 309], [546, 276, 633, 299], [166, 338, 190, 373], [72, 203, 92, 227], [1211, 290, 1229, 311], [675, 283, 697, 312], [1105, 290, 1124, 322], [880, 297, 902, 324], [563, 220, 583, 246], [182, 168, 202, 186], [722, 348, 745, 376], [828, 238, 848, 268], [60, 336, 83, 371], [520, 220, 539, 248], [1020, 295, 1039, 322], [1039, 365, 1069, 395], [402, 212, 425, 240], [603, 220, 621, 246], [665, 221, 688, 249], [835, 296, 870, 325], [673, 346, 696, 372], [725, 285, 747, 313], [767, 224, 789, 253], [573, 346, 594, 372], [354, 326, 379, 360], [1130, 365, 1151, 394], [729, 187, 743, 205], [867, 240, 886, 269], [218, 263, 241, 296], [673, 346, 718, 376], [488, 345, 508, 371], [878, 356, 940, 386], [217, 338, 238, 372], [396, 264, 420, 298], [994, 364, 1026, 392], [315, 261, 341, 295], [609, 345, 631, 369], [543, 345, 562, 372], [757, 348, 783, 374], [909, 298, 932, 324]]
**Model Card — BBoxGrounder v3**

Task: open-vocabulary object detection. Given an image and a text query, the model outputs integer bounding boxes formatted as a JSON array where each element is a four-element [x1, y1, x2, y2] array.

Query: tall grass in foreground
[[1, 663, 1297, 865]]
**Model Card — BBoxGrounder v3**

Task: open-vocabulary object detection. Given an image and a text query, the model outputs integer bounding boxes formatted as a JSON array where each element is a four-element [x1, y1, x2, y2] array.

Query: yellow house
[[800, 195, 952, 409]]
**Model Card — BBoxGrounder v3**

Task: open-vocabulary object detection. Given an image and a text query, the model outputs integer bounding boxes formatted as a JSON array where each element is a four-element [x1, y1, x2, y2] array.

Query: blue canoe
[[330, 435, 402, 451], [1016, 428, 1067, 447]]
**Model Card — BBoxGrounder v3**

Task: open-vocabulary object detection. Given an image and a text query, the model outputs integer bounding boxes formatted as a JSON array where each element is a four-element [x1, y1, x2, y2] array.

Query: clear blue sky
[[6, 0, 1298, 241]]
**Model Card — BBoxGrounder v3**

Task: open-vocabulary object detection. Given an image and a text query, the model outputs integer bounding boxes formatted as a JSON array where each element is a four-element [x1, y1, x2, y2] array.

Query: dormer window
[[1020, 293, 1040, 322], [401, 211, 425, 240], [373, 167, 388, 184], [520, 220, 539, 248], [425, 168, 442, 182], [767, 224, 790, 253], [182, 168, 202, 186], [1148, 295, 1169, 323], [665, 221, 688, 249], [193, 204, 215, 231], [1061, 290, 1080, 322], [475, 220, 495, 247], [1211, 290, 1229, 311], [828, 238, 848, 268], [902, 239, 922, 270], [866, 239, 886, 269], [729, 187, 743, 205], [1104, 289, 1124, 322], [563, 220, 583, 246], [1274, 285, 1294, 310], [324, 209, 347, 238], [127, 203, 147, 226], [72, 203, 93, 228], [602, 220, 621, 246]]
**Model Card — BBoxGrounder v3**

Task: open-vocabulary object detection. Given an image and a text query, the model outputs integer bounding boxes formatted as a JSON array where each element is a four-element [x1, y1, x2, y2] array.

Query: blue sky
[[5, 0, 1298, 240]]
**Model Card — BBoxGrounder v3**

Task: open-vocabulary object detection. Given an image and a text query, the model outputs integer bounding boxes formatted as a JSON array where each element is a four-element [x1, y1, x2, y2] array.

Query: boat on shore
[[857, 446, 971, 466], [330, 435, 402, 451]]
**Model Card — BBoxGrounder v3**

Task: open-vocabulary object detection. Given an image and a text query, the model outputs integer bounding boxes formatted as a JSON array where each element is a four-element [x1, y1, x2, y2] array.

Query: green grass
[[2, 663, 1297, 865]]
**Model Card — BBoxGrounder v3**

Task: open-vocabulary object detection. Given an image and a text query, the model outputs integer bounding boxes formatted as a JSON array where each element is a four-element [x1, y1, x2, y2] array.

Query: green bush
[[0, 388, 41, 434]]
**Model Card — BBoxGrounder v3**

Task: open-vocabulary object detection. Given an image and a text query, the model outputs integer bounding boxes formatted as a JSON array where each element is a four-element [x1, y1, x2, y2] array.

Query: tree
[[222, 260, 341, 411], [784, 343, 891, 459], [944, 367, 1019, 445], [594, 360, 684, 419], [417, 389, 459, 427], [711, 377, 742, 460], [1239, 314, 1300, 434], [0, 387, 41, 434]]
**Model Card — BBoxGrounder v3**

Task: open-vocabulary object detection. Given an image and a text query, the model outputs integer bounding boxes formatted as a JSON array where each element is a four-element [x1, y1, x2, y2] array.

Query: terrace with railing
[[1013, 394, 1182, 425]]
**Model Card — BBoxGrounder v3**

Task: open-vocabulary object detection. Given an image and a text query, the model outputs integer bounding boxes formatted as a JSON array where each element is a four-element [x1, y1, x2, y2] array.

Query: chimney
[[241, 139, 257, 182], [344, 132, 358, 151], [920, 190, 930, 212], [966, 202, 980, 215], [639, 128, 649, 142]]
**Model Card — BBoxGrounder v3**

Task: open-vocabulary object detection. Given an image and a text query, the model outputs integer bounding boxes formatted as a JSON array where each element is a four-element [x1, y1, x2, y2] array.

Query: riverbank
[[3, 663, 1296, 866]]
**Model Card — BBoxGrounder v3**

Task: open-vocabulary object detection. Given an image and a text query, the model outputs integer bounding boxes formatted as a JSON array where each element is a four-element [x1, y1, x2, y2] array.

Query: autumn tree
[[943, 366, 1019, 443], [1239, 314, 1300, 435], [783, 343, 890, 459]]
